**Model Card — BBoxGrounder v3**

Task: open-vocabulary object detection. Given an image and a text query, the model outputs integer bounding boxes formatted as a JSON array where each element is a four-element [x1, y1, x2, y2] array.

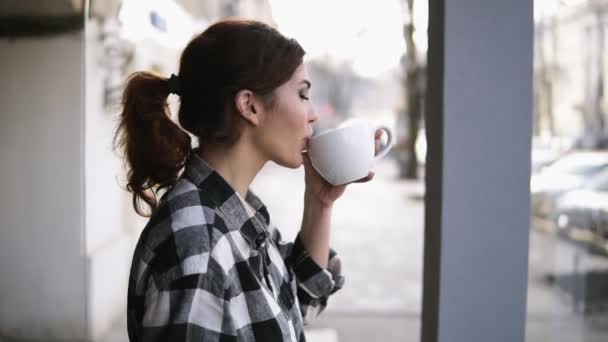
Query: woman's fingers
[[301, 151, 313, 168], [374, 129, 383, 154], [352, 172, 375, 183]]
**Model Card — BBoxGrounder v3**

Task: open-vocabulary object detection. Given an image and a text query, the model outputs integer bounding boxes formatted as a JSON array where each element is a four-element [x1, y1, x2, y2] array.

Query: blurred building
[[0, 1, 275, 341], [534, 0, 608, 145]]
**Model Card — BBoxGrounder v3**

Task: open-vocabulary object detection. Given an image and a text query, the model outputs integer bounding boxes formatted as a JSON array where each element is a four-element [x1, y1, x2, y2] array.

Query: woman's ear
[[235, 89, 260, 126]]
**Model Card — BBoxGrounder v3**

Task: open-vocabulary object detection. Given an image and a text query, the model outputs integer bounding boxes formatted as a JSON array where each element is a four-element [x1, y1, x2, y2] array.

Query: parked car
[[553, 170, 608, 255], [571, 134, 608, 150], [530, 151, 608, 230], [530, 137, 567, 174]]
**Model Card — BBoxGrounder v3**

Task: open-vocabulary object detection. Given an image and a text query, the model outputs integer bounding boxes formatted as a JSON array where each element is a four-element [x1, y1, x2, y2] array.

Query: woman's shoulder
[[132, 178, 235, 282], [164, 177, 220, 209], [142, 178, 224, 246]]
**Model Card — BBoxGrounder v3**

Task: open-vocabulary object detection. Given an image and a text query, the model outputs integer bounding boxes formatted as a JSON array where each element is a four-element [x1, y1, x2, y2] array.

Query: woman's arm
[[298, 129, 382, 268], [298, 193, 332, 268]]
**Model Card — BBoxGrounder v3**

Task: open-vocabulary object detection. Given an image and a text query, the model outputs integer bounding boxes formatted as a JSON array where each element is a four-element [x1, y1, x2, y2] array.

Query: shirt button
[[255, 235, 266, 247]]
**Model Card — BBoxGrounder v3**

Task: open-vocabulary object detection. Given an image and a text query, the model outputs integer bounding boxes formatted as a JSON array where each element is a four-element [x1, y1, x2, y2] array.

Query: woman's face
[[256, 64, 318, 168]]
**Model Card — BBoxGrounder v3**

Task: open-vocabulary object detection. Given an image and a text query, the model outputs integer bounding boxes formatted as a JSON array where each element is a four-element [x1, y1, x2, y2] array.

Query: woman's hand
[[302, 129, 384, 208]]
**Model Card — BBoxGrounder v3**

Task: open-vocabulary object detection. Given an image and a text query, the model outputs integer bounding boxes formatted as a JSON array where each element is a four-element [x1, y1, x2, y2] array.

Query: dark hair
[[114, 19, 305, 216]]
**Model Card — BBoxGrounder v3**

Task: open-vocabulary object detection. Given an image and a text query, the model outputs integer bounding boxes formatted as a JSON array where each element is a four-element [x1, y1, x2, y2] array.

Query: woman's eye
[[300, 93, 310, 100]]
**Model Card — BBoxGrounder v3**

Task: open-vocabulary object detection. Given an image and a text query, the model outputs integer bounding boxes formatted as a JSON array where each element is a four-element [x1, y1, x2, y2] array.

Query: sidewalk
[[252, 159, 424, 315], [251, 159, 422, 341]]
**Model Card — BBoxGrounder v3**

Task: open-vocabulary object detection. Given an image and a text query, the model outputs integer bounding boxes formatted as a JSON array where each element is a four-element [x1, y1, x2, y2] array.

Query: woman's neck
[[197, 139, 267, 199]]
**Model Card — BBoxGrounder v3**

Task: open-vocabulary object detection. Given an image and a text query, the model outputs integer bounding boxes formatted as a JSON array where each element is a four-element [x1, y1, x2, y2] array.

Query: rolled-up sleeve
[[270, 227, 344, 324]]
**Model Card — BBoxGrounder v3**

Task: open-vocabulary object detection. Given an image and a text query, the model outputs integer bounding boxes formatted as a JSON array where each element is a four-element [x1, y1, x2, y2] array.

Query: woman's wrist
[[300, 193, 332, 269], [304, 189, 334, 210], [303, 194, 333, 224]]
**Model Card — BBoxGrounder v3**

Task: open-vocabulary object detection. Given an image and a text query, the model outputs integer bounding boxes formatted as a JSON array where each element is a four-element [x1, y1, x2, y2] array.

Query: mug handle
[[373, 126, 393, 162]]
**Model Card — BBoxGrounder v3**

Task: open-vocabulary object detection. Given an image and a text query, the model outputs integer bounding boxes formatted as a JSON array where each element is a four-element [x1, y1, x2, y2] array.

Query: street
[[253, 158, 608, 342], [251, 158, 424, 315], [251, 158, 423, 341]]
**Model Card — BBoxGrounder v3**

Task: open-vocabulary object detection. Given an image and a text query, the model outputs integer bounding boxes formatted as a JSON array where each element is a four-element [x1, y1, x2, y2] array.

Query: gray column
[[422, 0, 533, 341], [0, 33, 87, 340]]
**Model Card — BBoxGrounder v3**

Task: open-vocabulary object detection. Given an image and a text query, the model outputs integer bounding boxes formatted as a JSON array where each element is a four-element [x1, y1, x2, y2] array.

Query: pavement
[[251, 159, 423, 341], [95, 158, 608, 342], [251, 158, 425, 316]]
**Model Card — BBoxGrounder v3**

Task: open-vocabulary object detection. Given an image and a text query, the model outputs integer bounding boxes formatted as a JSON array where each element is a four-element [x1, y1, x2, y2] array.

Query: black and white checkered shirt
[[127, 151, 344, 342]]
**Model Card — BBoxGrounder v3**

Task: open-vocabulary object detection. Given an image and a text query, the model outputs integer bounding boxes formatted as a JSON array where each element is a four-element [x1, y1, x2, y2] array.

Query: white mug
[[308, 118, 393, 186]]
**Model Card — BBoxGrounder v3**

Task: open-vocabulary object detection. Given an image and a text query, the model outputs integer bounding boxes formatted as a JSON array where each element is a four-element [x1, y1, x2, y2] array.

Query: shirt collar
[[182, 150, 270, 249]]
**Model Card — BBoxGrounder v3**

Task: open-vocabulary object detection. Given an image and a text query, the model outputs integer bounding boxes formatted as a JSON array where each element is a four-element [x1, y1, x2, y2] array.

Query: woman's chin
[[289, 157, 304, 169], [275, 154, 303, 169]]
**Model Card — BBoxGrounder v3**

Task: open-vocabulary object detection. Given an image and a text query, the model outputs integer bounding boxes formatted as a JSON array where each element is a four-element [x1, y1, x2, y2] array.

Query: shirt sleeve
[[268, 225, 345, 324]]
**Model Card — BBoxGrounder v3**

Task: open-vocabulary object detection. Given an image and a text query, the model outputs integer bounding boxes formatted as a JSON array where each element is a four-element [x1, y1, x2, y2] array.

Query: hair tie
[[168, 73, 181, 96]]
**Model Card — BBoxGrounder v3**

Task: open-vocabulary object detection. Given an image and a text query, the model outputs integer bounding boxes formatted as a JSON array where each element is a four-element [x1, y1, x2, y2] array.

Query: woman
[[116, 18, 380, 342]]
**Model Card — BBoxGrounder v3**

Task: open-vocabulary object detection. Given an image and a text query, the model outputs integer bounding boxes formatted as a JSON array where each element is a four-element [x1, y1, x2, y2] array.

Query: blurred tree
[[579, 3, 606, 146], [589, 7, 606, 136], [533, 1, 608, 148], [307, 58, 359, 128], [400, 0, 425, 179], [534, 16, 558, 137]]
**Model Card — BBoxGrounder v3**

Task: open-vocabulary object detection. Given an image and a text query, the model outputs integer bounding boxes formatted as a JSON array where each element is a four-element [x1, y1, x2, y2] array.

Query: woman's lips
[[302, 137, 311, 151]]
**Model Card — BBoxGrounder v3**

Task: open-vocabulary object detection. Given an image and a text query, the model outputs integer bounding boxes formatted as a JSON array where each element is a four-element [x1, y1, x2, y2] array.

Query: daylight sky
[[269, 0, 414, 78]]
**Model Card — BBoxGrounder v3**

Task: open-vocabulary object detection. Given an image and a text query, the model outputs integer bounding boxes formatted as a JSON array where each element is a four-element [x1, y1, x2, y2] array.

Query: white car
[[530, 151, 608, 219]]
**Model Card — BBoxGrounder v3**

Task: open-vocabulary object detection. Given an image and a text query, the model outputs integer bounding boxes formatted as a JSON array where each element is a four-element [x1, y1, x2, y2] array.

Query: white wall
[[84, 20, 145, 341], [0, 34, 87, 340], [0, 24, 144, 342], [0, 2, 275, 340], [83, 12, 197, 340]]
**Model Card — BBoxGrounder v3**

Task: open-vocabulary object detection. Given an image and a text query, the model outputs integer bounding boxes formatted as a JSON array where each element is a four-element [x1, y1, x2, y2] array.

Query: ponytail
[[115, 19, 306, 216], [114, 71, 192, 217]]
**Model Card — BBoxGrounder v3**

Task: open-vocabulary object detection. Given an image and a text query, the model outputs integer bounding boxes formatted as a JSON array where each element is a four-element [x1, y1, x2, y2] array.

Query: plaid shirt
[[127, 151, 344, 342]]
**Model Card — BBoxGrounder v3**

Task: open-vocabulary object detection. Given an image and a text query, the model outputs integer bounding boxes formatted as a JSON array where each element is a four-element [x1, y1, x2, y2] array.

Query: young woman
[[116, 18, 380, 342]]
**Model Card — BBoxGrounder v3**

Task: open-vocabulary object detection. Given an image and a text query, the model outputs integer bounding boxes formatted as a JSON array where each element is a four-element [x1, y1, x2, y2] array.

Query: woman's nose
[[309, 109, 319, 124]]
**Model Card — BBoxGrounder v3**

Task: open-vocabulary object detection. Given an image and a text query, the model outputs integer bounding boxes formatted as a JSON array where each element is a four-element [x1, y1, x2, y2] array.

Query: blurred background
[[0, 0, 607, 341]]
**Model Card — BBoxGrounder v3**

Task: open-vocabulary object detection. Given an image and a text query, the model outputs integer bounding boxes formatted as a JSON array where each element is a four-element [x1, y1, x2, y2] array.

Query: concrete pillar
[[0, 33, 88, 340], [422, 0, 534, 341]]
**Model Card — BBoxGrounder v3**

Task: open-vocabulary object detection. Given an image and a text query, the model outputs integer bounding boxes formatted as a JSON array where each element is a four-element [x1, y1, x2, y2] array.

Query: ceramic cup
[[308, 118, 393, 186]]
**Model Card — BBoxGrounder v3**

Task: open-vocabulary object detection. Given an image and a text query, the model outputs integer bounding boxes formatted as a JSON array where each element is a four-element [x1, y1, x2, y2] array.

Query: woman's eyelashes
[[299, 91, 310, 100]]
